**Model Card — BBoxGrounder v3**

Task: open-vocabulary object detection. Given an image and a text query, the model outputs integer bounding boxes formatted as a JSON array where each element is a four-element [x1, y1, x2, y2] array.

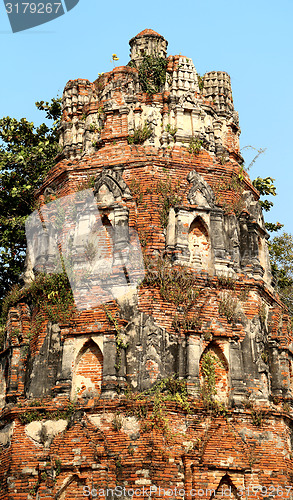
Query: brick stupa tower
[[1, 29, 293, 499]]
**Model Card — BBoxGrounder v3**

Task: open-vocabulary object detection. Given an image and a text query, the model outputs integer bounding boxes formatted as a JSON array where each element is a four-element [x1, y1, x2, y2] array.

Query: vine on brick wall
[[18, 400, 77, 425], [188, 137, 203, 156], [172, 314, 202, 332], [165, 124, 177, 137], [200, 352, 227, 416], [130, 176, 182, 229], [155, 177, 182, 228], [77, 174, 96, 191], [201, 352, 216, 403], [126, 376, 190, 436], [197, 75, 204, 91], [212, 172, 245, 216]]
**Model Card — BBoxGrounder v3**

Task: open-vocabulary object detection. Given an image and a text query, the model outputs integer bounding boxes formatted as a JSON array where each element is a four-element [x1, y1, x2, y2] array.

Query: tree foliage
[[249, 160, 293, 316], [250, 176, 283, 232], [0, 98, 61, 310], [136, 54, 168, 95], [268, 232, 293, 318]]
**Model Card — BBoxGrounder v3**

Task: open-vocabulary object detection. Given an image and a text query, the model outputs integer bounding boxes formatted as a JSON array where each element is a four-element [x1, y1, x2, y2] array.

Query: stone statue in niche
[[187, 171, 215, 208]]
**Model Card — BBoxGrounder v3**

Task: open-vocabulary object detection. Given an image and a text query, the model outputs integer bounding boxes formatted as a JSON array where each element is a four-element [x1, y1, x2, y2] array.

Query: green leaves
[[138, 54, 168, 95], [252, 176, 281, 226], [252, 176, 276, 197], [0, 98, 61, 312], [269, 232, 293, 320], [127, 122, 152, 144]]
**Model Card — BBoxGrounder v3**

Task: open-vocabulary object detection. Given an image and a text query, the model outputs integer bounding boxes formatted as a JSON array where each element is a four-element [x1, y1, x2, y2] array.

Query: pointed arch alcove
[[71, 339, 103, 400], [188, 216, 212, 272], [94, 170, 131, 256], [199, 342, 229, 404], [213, 474, 241, 500]]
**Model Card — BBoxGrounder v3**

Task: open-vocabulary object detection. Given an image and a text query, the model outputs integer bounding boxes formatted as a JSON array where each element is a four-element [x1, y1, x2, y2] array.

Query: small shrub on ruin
[[218, 291, 240, 323], [112, 413, 124, 431], [251, 407, 265, 427], [188, 137, 203, 156], [127, 122, 152, 144], [138, 54, 168, 95], [142, 254, 199, 310], [197, 75, 204, 91], [155, 176, 182, 228], [165, 124, 177, 137]]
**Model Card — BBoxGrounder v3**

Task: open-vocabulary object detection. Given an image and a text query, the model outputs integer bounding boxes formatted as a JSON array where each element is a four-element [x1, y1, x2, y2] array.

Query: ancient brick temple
[[1, 29, 293, 500]]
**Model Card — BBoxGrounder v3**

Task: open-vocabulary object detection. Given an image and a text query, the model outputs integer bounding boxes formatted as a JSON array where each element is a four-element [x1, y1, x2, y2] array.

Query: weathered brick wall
[[0, 403, 293, 499]]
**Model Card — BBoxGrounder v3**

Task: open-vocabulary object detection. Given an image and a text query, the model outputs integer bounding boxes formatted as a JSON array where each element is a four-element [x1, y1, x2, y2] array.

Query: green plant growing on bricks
[[127, 122, 152, 144], [201, 352, 216, 405], [197, 75, 204, 91], [165, 124, 177, 137], [137, 54, 168, 95], [1, 271, 76, 330], [125, 375, 190, 435], [188, 137, 203, 156], [142, 253, 199, 310], [155, 176, 182, 228], [200, 352, 227, 416]]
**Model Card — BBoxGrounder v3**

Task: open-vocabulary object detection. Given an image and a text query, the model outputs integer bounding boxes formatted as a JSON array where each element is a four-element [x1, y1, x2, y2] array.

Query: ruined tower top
[[129, 28, 168, 64]]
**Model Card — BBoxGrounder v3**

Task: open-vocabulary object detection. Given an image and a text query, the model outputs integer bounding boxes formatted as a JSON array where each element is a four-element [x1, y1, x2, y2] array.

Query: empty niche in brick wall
[[188, 216, 211, 271], [199, 343, 229, 404], [71, 340, 103, 400], [96, 183, 116, 206], [213, 474, 241, 500]]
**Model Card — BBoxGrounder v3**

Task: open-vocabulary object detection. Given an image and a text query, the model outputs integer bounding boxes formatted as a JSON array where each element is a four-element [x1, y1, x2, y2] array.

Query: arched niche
[[188, 216, 211, 271], [71, 339, 103, 400], [96, 183, 116, 205], [94, 170, 132, 207], [199, 343, 229, 403], [213, 474, 240, 500], [94, 172, 130, 255]]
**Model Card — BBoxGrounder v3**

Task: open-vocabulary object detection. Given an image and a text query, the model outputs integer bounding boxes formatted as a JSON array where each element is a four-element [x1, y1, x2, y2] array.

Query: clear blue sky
[[1, 0, 292, 234]]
